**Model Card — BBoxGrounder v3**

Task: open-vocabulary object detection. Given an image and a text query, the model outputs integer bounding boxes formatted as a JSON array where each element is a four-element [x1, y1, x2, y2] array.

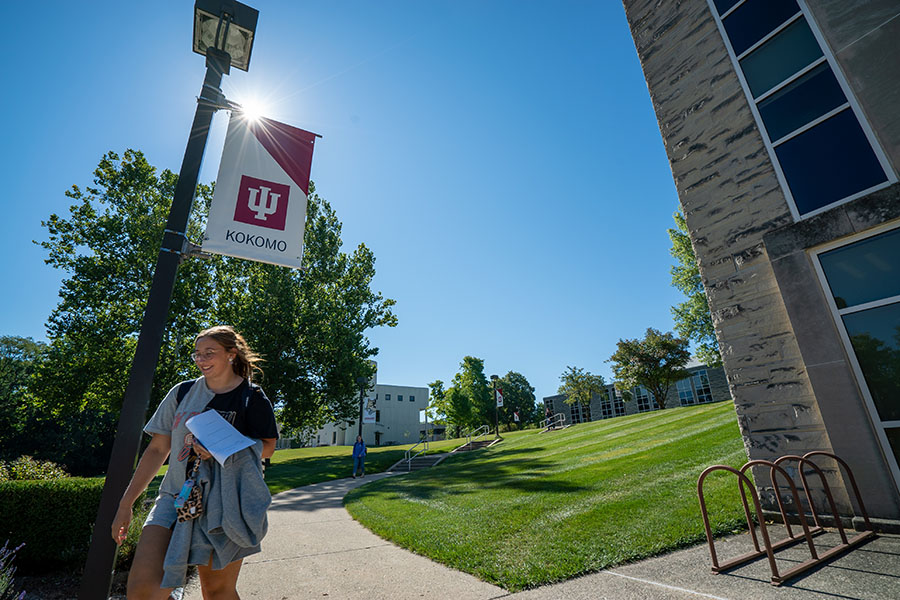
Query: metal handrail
[[404, 437, 429, 471], [542, 412, 566, 430], [466, 424, 491, 445]]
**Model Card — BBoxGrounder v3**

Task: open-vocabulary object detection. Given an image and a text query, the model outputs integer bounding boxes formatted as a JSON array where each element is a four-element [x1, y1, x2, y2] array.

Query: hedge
[[0, 478, 104, 574]]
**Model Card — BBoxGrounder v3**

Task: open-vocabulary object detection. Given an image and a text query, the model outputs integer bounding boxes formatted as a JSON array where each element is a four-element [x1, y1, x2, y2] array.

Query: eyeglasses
[[191, 349, 220, 362]]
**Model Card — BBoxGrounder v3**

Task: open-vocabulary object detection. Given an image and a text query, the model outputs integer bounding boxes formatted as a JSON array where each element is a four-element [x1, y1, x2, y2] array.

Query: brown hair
[[195, 325, 263, 381]]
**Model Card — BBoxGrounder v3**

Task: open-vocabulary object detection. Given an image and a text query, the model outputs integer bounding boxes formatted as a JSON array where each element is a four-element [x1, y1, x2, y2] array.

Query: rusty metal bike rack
[[697, 451, 875, 585]]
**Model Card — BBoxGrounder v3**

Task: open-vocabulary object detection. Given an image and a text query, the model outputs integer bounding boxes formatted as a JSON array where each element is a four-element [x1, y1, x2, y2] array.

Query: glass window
[[409, 395, 415, 403], [757, 63, 846, 141], [713, 0, 741, 14], [375, 410, 381, 422], [723, 0, 800, 56], [774, 109, 888, 215], [739, 18, 823, 97], [677, 378, 696, 406], [635, 387, 656, 412], [843, 302, 900, 422], [886, 428, 900, 470], [385, 394, 391, 401], [398, 395, 403, 402], [819, 228, 900, 309], [693, 370, 714, 403]]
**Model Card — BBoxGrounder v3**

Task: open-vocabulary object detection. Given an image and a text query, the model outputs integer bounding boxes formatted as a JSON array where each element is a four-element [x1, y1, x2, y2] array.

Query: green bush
[[0, 478, 104, 574], [0, 457, 68, 482]]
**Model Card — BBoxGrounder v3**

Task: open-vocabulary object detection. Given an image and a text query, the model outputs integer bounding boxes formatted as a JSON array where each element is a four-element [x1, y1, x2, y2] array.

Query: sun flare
[[238, 97, 268, 122]]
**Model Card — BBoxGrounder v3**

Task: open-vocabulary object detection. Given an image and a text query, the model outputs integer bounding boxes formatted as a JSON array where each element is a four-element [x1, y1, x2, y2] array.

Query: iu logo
[[234, 175, 290, 231]]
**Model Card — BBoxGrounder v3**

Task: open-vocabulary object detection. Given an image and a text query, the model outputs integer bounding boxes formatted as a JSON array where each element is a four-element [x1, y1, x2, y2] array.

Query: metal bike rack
[[697, 451, 875, 585]]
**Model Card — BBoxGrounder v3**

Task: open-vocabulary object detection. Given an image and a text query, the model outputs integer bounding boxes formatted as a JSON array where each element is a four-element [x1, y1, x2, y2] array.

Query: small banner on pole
[[514, 410, 520, 422], [203, 113, 318, 269], [496, 388, 503, 407]]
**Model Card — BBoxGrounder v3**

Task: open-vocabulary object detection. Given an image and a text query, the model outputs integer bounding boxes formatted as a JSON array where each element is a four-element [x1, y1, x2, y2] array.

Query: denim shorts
[[144, 494, 178, 529]]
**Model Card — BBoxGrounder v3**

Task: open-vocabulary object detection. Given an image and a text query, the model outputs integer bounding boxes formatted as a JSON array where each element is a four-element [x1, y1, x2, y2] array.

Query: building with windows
[[622, 0, 900, 523], [543, 364, 730, 424], [314, 384, 428, 447]]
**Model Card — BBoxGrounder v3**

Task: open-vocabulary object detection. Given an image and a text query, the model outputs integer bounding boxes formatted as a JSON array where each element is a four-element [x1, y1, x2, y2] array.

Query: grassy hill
[[344, 401, 748, 591]]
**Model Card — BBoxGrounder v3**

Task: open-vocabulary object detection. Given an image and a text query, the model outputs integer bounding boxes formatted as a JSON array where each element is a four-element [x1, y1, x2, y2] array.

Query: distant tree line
[[427, 357, 539, 437]]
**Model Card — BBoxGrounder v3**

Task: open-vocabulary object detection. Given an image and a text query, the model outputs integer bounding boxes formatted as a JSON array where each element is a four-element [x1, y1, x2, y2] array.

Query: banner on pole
[[362, 360, 378, 424], [203, 113, 318, 269], [496, 388, 503, 407]]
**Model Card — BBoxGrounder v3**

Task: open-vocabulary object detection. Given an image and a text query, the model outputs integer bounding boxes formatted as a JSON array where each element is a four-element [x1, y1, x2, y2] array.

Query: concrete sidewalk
[[184, 474, 900, 599]]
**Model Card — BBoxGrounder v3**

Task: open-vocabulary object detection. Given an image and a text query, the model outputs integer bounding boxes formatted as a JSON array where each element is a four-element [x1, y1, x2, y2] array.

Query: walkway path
[[184, 474, 900, 599]]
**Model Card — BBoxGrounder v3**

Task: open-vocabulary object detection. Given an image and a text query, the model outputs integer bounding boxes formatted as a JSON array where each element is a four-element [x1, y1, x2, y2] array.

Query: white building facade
[[314, 384, 428, 447]]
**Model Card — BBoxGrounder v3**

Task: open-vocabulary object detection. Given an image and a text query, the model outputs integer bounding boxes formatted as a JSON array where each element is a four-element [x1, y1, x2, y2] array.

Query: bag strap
[[176, 378, 199, 407]]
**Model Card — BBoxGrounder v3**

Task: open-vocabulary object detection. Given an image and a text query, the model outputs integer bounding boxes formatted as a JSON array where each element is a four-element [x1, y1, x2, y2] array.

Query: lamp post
[[78, 3, 258, 599], [357, 376, 368, 438], [491, 374, 499, 438]]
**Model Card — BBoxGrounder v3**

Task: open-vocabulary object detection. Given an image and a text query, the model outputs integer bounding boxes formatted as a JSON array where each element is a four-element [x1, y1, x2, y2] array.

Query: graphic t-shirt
[[144, 377, 277, 498], [204, 379, 279, 441]]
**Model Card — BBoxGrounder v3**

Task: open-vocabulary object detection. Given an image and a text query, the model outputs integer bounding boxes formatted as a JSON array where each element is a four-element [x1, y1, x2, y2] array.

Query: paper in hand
[[186, 410, 255, 466]]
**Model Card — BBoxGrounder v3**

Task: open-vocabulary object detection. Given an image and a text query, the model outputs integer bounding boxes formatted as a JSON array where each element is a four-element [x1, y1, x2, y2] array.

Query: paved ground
[[184, 473, 900, 600]]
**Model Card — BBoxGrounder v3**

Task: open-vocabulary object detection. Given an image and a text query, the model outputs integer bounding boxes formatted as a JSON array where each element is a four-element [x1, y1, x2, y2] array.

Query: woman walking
[[352, 435, 367, 478], [112, 325, 278, 599]]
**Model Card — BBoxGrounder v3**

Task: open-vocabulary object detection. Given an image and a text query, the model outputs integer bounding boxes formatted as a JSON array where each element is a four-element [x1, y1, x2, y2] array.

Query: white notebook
[[186, 410, 255, 466]]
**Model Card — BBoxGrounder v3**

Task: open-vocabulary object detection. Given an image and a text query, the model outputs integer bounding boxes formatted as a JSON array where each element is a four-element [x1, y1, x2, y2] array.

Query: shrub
[[0, 478, 104, 574], [0, 457, 68, 481], [0, 541, 25, 600]]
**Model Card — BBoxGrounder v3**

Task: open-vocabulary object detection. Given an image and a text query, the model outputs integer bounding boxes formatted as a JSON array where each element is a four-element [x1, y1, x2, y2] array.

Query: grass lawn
[[264, 438, 466, 494], [344, 401, 749, 591], [145, 437, 468, 497]]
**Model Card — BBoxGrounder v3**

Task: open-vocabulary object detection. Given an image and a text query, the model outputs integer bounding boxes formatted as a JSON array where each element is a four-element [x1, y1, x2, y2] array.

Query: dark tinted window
[[819, 228, 900, 309], [757, 63, 846, 141], [774, 109, 887, 214], [740, 18, 822, 97], [843, 302, 900, 421], [713, 0, 741, 14], [723, 0, 800, 56]]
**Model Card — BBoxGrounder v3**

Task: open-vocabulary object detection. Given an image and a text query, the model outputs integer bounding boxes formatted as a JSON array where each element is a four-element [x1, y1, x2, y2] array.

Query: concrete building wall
[[621, 0, 900, 521], [314, 384, 427, 447]]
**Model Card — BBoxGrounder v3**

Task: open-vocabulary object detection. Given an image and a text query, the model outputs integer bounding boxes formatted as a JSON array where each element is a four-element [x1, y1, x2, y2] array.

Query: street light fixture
[[78, 3, 258, 599], [193, 0, 259, 72]]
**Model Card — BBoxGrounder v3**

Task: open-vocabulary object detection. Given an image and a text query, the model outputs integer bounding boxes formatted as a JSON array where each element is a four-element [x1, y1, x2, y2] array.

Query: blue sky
[[1, 1, 685, 405]]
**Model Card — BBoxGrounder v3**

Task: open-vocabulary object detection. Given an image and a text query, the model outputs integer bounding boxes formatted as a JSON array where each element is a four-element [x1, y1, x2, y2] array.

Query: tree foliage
[[19, 150, 395, 473], [0, 336, 45, 442], [497, 371, 537, 429], [668, 211, 721, 367], [557, 366, 605, 409], [609, 328, 691, 410], [452, 356, 492, 429]]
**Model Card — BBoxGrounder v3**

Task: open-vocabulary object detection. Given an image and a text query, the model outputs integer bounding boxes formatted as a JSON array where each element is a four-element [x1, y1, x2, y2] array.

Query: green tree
[[428, 379, 472, 437], [218, 185, 395, 432], [32, 150, 214, 416], [497, 371, 536, 429], [557, 366, 604, 418], [0, 336, 46, 442], [609, 328, 691, 410], [668, 211, 721, 367], [452, 356, 492, 429], [29, 150, 396, 471]]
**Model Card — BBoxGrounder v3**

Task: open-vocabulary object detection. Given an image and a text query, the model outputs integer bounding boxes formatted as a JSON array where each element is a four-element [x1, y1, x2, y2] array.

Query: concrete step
[[387, 452, 450, 472], [453, 438, 500, 452]]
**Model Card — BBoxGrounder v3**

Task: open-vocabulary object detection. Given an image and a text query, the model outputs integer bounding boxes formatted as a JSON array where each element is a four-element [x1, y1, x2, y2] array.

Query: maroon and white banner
[[496, 388, 504, 407], [202, 113, 317, 269]]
